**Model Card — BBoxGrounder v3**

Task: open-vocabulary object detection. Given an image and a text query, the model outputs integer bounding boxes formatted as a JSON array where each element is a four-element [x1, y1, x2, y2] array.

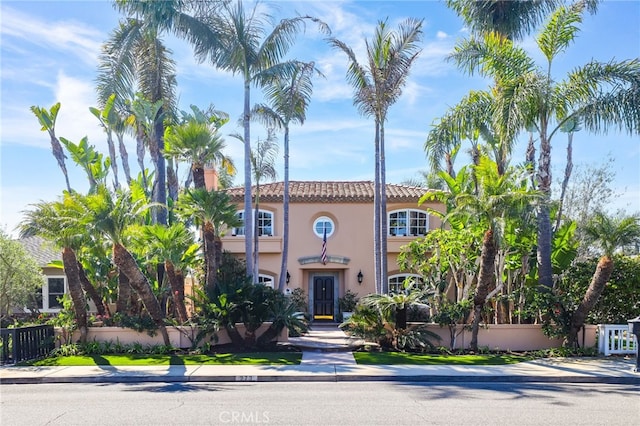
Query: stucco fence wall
[[421, 324, 597, 351], [56, 324, 288, 349]]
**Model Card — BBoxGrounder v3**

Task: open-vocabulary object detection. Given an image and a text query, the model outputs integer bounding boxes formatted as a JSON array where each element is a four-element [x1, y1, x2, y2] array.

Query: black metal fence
[[0, 325, 55, 365]]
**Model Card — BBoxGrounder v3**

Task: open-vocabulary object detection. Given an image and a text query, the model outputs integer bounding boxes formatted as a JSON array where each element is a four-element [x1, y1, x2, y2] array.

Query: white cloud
[[436, 30, 448, 39], [1, 6, 103, 67]]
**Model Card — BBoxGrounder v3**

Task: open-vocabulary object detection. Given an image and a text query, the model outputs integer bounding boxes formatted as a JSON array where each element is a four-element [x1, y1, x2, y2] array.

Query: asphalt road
[[1, 381, 638, 425]]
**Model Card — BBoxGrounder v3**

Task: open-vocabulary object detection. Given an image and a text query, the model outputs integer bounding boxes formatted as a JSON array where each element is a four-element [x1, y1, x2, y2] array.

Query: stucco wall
[[61, 324, 288, 349], [423, 324, 598, 351], [220, 198, 444, 314]]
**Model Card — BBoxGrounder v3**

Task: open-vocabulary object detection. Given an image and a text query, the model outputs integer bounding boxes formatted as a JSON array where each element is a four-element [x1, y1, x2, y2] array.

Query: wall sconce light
[[286, 271, 290, 285], [357, 270, 363, 284]]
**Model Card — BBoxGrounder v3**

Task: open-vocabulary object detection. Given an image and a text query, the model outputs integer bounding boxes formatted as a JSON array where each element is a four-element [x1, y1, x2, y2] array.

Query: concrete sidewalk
[[1, 357, 638, 385]]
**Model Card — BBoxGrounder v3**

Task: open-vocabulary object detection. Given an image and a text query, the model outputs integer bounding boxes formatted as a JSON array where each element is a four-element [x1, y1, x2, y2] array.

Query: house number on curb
[[235, 375, 258, 381]]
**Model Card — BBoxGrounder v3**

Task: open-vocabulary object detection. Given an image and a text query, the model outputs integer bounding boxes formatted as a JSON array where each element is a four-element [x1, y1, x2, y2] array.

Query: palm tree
[[251, 61, 319, 291], [20, 197, 91, 343], [164, 109, 235, 190], [30, 103, 72, 192], [422, 157, 540, 351], [331, 18, 423, 293], [566, 212, 640, 347], [90, 94, 121, 189], [449, 3, 640, 290], [97, 5, 179, 225], [446, 0, 566, 40], [137, 223, 198, 323], [176, 188, 240, 296], [188, 0, 324, 278], [249, 130, 278, 281], [81, 185, 170, 345]]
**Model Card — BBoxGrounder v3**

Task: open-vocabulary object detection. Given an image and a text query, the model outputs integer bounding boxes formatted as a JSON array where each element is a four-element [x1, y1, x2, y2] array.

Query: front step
[[288, 324, 365, 352]]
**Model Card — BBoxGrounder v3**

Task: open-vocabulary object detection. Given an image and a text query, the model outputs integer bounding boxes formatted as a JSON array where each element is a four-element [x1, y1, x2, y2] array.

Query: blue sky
[[1, 0, 639, 237]]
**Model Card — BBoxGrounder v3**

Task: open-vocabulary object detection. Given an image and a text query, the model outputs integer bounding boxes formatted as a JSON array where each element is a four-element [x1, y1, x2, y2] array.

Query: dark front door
[[313, 276, 334, 321]]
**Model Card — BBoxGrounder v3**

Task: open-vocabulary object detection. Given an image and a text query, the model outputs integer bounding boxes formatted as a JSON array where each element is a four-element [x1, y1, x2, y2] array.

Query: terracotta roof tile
[[224, 181, 430, 203]]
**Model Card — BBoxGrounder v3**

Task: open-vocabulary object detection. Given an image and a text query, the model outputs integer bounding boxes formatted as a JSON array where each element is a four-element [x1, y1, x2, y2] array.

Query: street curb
[[2, 374, 639, 385]]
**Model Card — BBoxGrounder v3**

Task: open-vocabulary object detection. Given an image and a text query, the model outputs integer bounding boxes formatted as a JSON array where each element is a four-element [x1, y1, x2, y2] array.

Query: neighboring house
[[220, 181, 444, 321], [18, 236, 67, 313]]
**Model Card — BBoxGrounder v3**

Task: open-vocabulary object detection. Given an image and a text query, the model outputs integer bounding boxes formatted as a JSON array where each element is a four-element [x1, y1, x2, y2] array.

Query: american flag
[[321, 227, 327, 265]]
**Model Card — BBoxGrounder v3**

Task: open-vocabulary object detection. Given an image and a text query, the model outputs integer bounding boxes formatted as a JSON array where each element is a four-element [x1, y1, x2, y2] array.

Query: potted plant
[[338, 289, 359, 321]]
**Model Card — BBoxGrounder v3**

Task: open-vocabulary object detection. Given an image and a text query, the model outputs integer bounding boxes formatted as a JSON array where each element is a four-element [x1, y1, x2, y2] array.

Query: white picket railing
[[598, 324, 637, 356]]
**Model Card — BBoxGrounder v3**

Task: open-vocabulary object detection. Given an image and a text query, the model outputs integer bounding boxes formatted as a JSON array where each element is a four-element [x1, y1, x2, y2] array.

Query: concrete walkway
[[1, 324, 638, 384]]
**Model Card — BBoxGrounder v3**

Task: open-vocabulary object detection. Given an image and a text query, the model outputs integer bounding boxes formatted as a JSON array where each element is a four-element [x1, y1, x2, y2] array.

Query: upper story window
[[258, 274, 275, 289], [313, 216, 334, 238], [388, 274, 424, 294], [388, 209, 429, 237], [233, 210, 274, 236]]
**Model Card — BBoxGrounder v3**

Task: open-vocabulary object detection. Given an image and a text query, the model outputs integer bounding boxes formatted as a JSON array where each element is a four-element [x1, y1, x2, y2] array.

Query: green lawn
[[22, 352, 302, 367], [353, 352, 531, 365]]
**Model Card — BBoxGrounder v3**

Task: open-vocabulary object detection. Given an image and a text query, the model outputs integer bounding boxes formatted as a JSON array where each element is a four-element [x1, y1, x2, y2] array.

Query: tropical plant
[[175, 188, 240, 295], [134, 223, 199, 323], [19, 197, 99, 342], [421, 157, 540, 351], [331, 18, 423, 294], [449, 2, 640, 291], [59, 136, 111, 193], [251, 61, 320, 291], [187, 0, 323, 277], [164, 105, 234, 190], [566, 212, 640, 347], [30, 103, 72, 192], [80, 186, 170, 345], [97, 2, 180, 225], [446, 0, 567, 40]]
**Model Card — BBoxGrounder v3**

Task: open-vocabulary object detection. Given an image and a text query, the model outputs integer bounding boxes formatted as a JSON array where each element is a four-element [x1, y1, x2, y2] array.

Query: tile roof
[[17, 236, 61, 267], [224, 181, 431, 203]]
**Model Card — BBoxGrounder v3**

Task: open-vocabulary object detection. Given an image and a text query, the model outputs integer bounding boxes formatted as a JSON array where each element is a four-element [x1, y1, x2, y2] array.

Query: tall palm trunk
[[203, 221, 217, 296], [77, 261, 107, 317], [61, 248, 87, 343], [373, 119, 382, 293], [112, 243, 169, 346], [243, 81, 254, 279], [165, 261, 188, 323], [49, 133, 72, 192], [278, 127, 291, 292], [116, 132, 132, 185], [192, 163, 206, 189], [567, 255, 614, 348], [537, 134, 554, 289], [153, 114, 167, 226], [380, 119, 389, 294], [116, 271, 132, 314], [555, 132, 573, 232], [105, 130, 120, 189], [470, 229, 496, 351]]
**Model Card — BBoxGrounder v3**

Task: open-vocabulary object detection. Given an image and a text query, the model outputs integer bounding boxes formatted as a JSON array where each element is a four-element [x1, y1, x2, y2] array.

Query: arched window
[[388, 209, 429, 236], [313, 216, 335, 238], [258, 274, 275, 289], [233, 210, 274, 236], [388, 274, 423, 294]]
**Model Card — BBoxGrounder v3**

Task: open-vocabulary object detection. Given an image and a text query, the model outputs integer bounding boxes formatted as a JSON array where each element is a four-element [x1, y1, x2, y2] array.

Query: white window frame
[[40, 276, 67, 312], [258, 274, 275, 289], [388, 274, 423, 294], [313, 216, 335, 238], [388, 209, 429, 237], [233, 210, 275, 236]]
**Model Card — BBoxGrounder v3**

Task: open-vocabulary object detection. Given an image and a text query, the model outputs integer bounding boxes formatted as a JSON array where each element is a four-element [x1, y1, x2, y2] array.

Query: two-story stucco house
[[219, 181, 443, 321]]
